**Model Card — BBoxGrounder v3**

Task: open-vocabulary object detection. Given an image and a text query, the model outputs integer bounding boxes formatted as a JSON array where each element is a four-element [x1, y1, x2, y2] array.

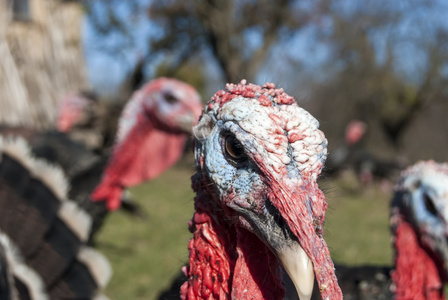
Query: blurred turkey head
[[91, 77, 203, 210], [392, 161, 448, 280], [344, 120, 366, 146], [138, 77, 202, 134], [57, 91, 99, 132]]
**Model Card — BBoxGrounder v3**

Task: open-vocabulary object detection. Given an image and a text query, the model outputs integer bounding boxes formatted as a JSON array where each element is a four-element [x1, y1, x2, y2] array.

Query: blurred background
[[1, 0, 448, 298]]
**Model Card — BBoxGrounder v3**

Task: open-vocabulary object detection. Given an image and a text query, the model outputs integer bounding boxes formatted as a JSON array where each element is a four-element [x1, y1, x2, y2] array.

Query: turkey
[[324, 120, 366, 177], [57, 91, 108, 152], [390, 160, 448, 299], [90, 77, 203, 210], [1, 77, 203, 242], [352, 152, 403, 188], [181, 80, 342, 300], [324, 120, 402, 188], [0, 125, 101, 181], [56, 58, 146, 154], [332, 160, 448, 299], [0, 136, 111, 299]]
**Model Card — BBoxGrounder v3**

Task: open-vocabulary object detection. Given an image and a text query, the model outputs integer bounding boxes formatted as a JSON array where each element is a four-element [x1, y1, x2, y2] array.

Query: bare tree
[[149, 0, 326, 83], [309, 0, 448, 154]]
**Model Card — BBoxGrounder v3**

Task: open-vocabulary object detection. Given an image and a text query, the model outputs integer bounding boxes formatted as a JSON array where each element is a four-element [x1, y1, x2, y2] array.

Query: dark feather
[[0, 137, 111, 299], [0, 125, 145, 243]]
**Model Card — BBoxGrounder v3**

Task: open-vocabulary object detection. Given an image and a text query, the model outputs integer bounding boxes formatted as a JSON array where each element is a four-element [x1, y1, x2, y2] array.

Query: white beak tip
[[276, 243, 315, 300]]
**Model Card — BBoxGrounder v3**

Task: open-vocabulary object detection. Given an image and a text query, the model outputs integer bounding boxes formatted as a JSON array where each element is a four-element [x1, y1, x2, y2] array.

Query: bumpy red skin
[[91, 113, 186, 210], [392, 221, 444, 300], [181, 209, 234, 300], [208, 81, 294, 110], [182, 81, 342, 299]]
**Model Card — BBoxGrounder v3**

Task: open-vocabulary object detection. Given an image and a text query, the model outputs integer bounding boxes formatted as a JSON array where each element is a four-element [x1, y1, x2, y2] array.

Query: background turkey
[[0, 77, 203, 243], [57, 90, 109, 153], [326, 160, 448, 299], [324, 120, 367, 177], [0, 136, 111, 299], [56, 57, 147, 154], [325, 120, 404, 189]]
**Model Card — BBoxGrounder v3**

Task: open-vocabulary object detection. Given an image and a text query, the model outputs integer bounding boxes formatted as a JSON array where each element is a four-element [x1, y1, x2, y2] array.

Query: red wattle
[[91, 181, 123, 211], [183, 187, 287, 300], [232, 228, 284, 300], [181, 209, 234, 300], [90, 114, 187, 211], [392, 221, 444, 300]]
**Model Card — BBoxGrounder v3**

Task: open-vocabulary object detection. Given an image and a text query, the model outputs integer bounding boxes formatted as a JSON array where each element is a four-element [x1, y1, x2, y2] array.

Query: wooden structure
[[0, 0, 88, 129]]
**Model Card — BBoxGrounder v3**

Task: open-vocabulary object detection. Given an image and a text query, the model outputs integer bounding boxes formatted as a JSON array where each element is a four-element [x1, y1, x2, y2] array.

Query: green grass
[[97, 157, 393, 299], [323, 179, 393, 266], [96, 156, 196, 299]]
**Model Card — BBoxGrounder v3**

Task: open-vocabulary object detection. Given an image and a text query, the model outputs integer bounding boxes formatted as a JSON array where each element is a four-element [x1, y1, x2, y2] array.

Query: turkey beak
[[265, 179, 341, 299], [276, 242, 314, 300], [176, 112, 196, 134], [177, 103, 203, 134]]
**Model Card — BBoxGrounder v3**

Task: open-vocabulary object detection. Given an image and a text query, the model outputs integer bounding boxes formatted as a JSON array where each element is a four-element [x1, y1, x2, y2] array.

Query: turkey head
[[57, 91, 99, 132], [91, 77, 202, 210], [391, 160, 448, 299], [182, 81, 341, 300]]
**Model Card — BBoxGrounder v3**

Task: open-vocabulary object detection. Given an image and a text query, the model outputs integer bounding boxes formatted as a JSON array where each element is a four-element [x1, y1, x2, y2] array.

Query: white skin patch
[[203, 121, 264, 199], [195, 95, 328, 214], [155, 84, 192, 117], [210, 96, 327, 180]]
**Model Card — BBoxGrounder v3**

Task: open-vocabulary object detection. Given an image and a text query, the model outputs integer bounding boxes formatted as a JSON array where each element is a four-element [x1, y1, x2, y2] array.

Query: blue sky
[[82, 0, 448, 98], [82, 0, 335, 96], [83, 0, 154, 96]]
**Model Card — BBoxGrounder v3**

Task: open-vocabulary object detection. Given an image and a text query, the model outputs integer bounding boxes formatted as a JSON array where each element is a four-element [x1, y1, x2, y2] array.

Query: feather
[[0, 137, 111, 299]]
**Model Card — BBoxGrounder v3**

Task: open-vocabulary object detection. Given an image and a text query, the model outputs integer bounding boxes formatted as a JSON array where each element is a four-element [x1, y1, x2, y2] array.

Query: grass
[[96, 156, 196, 299], [96, 155, 393, 299], [322, 178, 393, 266]]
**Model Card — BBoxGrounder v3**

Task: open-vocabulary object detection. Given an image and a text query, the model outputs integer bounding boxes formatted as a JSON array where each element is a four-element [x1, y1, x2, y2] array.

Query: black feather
[[0, 137, 111, 299]]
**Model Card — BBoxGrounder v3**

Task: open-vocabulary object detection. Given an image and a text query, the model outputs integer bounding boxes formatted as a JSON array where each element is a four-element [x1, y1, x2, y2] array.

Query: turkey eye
[[224, 135, 247, 164], [424, 193, 438, 216], [164, 93, 177, 104]]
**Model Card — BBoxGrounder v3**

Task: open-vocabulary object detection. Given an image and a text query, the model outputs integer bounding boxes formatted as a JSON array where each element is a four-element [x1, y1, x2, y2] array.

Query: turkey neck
[[102, 115, 156, 185], [232, 227, 285, 300], [181, 188, 235, 300], [92, 112, 187, 205], [392, 221, 444, 300], [181, 178, 285, 300]]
